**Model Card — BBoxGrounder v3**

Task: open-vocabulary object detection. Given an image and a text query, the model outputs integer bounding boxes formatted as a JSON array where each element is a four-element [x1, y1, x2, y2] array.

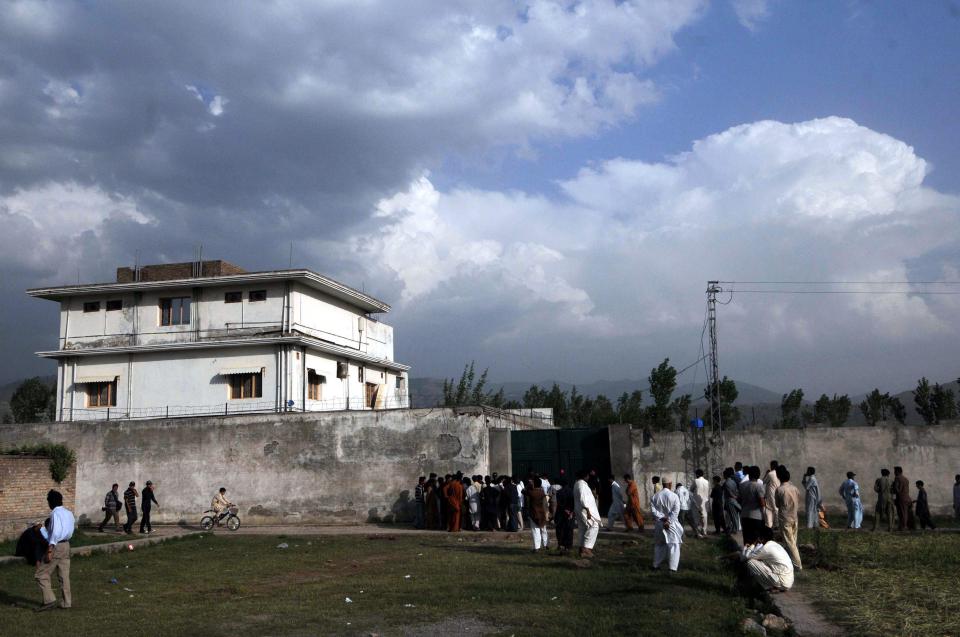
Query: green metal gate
[[511, 427, 611, 511]]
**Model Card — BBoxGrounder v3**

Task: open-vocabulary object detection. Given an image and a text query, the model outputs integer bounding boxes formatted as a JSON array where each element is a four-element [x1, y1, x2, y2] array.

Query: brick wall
[[116, 260, 247, 282], [0, 456, 77, 540]]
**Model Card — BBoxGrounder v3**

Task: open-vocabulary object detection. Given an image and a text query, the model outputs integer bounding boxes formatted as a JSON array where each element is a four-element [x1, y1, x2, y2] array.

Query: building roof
[[35, 334, 410, 371], [26, 268, 391, 313]]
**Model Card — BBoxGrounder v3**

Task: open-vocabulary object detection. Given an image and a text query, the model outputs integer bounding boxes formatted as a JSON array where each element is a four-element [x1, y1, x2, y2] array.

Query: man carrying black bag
[[98, 483, 122, 532]]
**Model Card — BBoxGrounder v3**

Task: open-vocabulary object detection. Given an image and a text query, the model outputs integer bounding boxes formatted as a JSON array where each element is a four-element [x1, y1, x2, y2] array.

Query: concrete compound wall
[[0, 456, 77, 539], [624, 422, 960, 515], [0, 408, 526, 528]]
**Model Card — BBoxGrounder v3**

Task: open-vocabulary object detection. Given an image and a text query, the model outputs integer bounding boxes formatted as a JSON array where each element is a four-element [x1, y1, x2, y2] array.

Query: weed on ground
[[0, 531, 752, 636]]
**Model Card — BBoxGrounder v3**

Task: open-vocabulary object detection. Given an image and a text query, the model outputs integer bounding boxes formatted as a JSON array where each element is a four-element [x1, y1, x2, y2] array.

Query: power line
[[718, 280, 960, 285], [723, 290, 960, 295]]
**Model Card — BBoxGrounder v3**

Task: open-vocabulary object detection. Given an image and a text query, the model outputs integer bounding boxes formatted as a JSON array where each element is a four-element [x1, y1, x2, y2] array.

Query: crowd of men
[[414, 463, 960, 593], [96, 480, 160, 534]]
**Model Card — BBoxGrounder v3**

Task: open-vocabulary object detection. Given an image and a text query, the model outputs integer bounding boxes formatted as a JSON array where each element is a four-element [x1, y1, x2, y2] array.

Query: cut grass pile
[[798, 528, 960, 637], [0, 531, 753, 636]]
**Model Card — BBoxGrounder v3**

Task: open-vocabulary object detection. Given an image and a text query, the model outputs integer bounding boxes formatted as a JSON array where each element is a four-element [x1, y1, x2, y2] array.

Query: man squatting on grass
[[736, 526, 794, 593]]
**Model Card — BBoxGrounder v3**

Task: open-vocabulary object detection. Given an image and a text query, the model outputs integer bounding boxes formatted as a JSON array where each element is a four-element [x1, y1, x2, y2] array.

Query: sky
[[1, 0, 959, 396]]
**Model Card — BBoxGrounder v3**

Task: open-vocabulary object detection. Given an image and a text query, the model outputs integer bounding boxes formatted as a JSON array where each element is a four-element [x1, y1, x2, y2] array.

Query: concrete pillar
[[608, 423, 634, 479], [488, 428, 512, 476]]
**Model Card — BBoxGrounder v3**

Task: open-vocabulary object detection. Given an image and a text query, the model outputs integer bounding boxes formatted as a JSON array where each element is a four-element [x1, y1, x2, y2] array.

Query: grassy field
[[0, 527, 124, 557], [0, 531, 755, 636], [797, 527, 960, 637]]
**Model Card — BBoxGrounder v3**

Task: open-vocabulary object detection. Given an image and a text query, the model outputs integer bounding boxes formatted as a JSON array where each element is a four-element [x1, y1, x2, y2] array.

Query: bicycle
[[200, 505, 241, 531]]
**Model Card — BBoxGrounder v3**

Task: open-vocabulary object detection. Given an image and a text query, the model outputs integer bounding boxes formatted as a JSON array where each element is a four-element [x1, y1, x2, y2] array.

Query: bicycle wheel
[[226, 515, 241, 531], [200, 516, 214, 531]]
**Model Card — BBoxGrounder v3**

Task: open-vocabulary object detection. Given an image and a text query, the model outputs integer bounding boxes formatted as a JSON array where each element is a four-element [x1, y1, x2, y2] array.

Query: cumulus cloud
[[354, 117, 960, 392], [0, 181, 153, 280], [731, 0, 776, 31]]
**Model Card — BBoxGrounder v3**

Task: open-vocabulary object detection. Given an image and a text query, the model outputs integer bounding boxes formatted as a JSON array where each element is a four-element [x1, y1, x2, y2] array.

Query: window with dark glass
[[83, 301, 101, 313], [229, 373, 262, 399], [86, 380, 117, 407], [224, 291, 242, 303], [249, 290, 267, 302], [106, 299, 123, 311], [307, 370, 325, 400], [159, 297, 191, 326]]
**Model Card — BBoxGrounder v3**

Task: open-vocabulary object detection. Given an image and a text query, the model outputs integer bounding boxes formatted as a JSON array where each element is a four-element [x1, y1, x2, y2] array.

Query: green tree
[[913, 377, 936, 425], [780, 389, 804, 428], [441, 362, 502, 408], [889, 397, 907, 425], [647, 358, 678, 431], [671, 393, 692, 428], [616, 390, 644, 426], [859, 389, 891, 426], [10, 377, 55, 423], [587, 394, 616, 427], [932, 383, 957, 423], [704, 376, 740, 428], [813, 393, 851, 427]]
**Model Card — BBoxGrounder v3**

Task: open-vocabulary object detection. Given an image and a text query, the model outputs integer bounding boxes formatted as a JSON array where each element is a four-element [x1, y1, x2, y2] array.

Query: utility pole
[[706, 281, 723, 476]]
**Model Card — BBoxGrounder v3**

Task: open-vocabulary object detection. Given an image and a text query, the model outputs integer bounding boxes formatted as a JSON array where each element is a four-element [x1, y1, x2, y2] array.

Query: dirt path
[[773, 589, 844, 636]]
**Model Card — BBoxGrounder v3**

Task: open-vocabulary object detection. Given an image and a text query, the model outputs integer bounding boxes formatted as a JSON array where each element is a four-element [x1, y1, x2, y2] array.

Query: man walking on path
[[98, 483, 121, 532], [651, 479, 683, 572], [872, 469, 893, 531], [574, 469, 600, 558], [953, 474, 960, 521], [623, 474, 645, 531], [892, 467, 915, 531], [526, 480, 549, 551], [122, 481, 139, 535], [675, 482, 696, 536], [139, 481, 159, 534], [915, 481, 936, 530], [774, 466, 802, 571], [692, 469, 711, 537], [802, 468, 821, 529], [443, 474, 464, 533], [35, 489, 74, 611], [413, 476, 426, 529], [723, 468, 741, 534], [762, 461, 780, 529], [605, 475, 625, 531], [839, 472, 863, 529]]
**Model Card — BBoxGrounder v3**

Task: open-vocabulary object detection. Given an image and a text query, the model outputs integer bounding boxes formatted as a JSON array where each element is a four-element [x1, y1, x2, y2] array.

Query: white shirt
[[693, 476, 710, 507], [610, 480, 625, 507], [40, 506, 75, 546], [466, 484, 480, 505], [742, 541, 794, 588], [651, 488, 683, 545], [574, 479, 600, 519], [676, 484, 691, 510]]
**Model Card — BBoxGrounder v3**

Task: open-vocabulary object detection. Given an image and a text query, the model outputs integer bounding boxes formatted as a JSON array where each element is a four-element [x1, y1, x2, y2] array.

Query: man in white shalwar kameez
[[574, 470, 600, 558], [605, 475, 625, 531], [740, 527, 794, 592], [692, 469, 711, 538], [651, 480, 683, 571]]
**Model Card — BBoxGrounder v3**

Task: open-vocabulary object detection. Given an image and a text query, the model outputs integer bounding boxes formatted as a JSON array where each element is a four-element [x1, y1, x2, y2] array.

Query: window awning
[[219, 366, 264, 376], [75, 374, 119, 384]]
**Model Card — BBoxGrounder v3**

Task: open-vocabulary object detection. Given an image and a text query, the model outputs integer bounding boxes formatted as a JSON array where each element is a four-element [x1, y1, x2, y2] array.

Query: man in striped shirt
[[122, 482, 139, 535]]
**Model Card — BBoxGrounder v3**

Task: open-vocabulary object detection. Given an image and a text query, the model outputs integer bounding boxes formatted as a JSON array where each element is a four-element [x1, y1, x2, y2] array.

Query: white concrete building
[[28, 260, 410, 421]]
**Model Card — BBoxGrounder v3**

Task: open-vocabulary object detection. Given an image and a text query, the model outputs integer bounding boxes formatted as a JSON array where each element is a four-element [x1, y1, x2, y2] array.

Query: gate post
[[488, 428, 512, 476]]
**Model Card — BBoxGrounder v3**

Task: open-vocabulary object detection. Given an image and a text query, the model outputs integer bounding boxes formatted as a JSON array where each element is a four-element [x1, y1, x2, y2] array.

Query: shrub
[[1, 443, 76, 482]]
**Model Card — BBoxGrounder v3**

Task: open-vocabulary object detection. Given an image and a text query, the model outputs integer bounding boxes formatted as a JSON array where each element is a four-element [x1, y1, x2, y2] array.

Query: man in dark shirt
[[139, 481, 159, 534], [891, 467, 914, 531], [122, 482, 139, 534], [915, 480, 935, 530]]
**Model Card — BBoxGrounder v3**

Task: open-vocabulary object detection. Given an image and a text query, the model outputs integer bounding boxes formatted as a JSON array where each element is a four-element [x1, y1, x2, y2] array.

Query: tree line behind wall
[[443, 363, 960, 430], [442, 359, 738, 430]]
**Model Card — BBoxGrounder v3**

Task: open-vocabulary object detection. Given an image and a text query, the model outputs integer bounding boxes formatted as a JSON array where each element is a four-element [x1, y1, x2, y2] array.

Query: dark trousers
[[414, 502, 425, 529], [712, 503, 726, 532], [123, 507, 138, 533], [139, 508, 152, 533], [99, 509, 120, 531]]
